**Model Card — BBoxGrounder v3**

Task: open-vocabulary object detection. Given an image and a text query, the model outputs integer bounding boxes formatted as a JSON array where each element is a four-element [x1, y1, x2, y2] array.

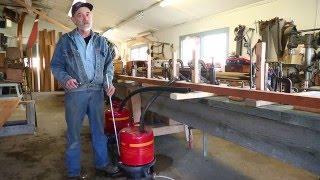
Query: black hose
[[118, 79, 191, 132], [119, 86, 191, 111], [139, 79, 177, 132]]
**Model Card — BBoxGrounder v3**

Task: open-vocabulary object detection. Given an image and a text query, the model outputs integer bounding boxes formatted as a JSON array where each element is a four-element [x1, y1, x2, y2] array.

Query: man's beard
[[78, 21, 92, 31]]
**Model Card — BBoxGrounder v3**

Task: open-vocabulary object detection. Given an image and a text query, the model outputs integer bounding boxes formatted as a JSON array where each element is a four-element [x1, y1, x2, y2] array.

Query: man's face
[[71, 7, 93, 31]]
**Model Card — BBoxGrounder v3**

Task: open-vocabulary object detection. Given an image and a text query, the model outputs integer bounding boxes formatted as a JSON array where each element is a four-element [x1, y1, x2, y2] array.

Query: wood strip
[[38, 30, 45, 91], [48, 45, 55, 91], [43, 30, 50, 91], [170, 91, 214, 100], [153, 124, 185, 136], [117, 75, 320, 109], [255, 42, 266, 90], [0, 98, 20, 127]]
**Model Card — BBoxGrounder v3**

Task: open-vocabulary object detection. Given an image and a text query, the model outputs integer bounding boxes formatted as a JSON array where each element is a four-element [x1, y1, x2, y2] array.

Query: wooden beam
[[170, 91, 214, 100], [17, 12, 27, 56], [153, 124, 185, 136], [12, 0, 71, 31], [255, 42, 266, 90], [117, 75, 320, 109]]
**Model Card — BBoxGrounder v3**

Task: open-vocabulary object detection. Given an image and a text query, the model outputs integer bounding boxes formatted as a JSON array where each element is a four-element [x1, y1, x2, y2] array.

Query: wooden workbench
[[115, 81, 320, 175]]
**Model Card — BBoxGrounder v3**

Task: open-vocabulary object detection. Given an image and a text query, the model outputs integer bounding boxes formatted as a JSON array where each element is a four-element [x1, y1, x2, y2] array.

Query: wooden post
[[127, 86, 141, 123], [172, 51, 178, 79], [191, 50, 199, 83], [256, 42, 266, 91], [147, 46, 152, 78], [245, 42, 274, 107]]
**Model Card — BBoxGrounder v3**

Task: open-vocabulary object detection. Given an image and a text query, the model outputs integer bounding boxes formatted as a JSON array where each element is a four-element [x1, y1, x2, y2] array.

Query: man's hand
[[65, 79, 79, 90], [105, 85, 115, 97]]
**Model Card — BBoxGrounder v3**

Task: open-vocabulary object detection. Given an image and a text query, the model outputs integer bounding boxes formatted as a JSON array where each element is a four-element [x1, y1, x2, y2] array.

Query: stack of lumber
[[38, 29, 59, 91]]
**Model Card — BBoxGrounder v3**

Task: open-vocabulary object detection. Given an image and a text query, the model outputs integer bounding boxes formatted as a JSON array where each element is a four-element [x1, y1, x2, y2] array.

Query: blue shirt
[[74, 30, 95, 81]]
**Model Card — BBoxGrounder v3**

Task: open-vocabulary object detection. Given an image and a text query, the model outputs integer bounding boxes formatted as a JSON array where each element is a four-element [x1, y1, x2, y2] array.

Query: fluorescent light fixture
[[159, 0, 180, 7], [103, 27, 116, 37], [68, 0, 86, 17], [159, 0, 174, 7]]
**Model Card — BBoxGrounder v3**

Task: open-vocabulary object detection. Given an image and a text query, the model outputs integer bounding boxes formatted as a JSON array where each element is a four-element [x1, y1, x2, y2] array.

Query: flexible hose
[[119, 86, 191, 111], [139, 79, 178, 131]]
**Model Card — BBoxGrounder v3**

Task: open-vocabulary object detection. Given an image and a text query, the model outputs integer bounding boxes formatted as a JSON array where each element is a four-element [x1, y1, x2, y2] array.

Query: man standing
[[51, 2, 119, 179]]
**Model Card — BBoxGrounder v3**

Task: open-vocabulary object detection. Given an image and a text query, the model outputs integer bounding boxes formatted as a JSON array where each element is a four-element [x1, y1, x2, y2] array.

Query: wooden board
[[245, 99, 275, 107], [294, 91, 320, 113], [39, 30, 45, 91], [170, 91, 214, 100], [117, 75, 320, 109], [153, 124, 185, 136], [0, 98, 19, 127]]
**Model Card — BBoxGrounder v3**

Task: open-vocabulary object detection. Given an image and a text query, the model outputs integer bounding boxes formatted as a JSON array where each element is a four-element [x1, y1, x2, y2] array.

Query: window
[[181, 37, 200, 64], [180, 28, 229, 69], [130, 45, 148, 61]]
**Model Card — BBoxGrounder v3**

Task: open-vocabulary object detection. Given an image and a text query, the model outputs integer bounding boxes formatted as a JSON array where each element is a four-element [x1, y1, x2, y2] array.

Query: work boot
[[67, 170, 88, 180], [96, 164, 120, 177]]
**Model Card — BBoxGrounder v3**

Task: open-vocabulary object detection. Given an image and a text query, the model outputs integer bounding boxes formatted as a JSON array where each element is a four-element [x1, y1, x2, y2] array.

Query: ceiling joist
[[12, 0, 71, 31]]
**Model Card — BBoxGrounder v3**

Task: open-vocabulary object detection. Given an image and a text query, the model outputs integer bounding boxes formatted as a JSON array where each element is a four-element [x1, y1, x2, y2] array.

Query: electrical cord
[[119, 86, 191, 111]]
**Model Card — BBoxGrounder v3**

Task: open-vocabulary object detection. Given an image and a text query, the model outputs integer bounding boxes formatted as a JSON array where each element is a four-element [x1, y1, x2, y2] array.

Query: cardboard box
[[5, 68, 24, 83]]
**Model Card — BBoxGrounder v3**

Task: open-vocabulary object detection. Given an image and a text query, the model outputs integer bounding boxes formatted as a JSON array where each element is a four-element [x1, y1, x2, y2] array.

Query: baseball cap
[[71, 2, 93, 16]]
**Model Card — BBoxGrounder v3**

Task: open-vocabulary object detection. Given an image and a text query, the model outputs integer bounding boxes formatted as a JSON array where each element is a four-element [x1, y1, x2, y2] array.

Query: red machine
[[105, 86, 190, 179], [119, 126, 154, 166], [104, 105, 132, 135]]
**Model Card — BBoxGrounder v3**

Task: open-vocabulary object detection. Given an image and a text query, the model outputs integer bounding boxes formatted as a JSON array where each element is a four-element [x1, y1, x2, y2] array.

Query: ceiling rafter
[[12, 0, 71, 31]]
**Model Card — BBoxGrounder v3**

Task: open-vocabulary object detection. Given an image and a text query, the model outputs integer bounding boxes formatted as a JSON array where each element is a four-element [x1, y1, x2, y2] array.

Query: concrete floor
[[0, 92, 318, 180]]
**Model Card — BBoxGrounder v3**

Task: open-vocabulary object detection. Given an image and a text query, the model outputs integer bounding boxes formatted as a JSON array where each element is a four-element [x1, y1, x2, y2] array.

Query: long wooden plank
[[13, 0, 71, 31], [0, 98, 20, 127], [170, 91, 214, 100], [153, 124, 185, 136], [117, 75, 320, 109], [48, 45, 55, 91], [39, 30, 45, 91]]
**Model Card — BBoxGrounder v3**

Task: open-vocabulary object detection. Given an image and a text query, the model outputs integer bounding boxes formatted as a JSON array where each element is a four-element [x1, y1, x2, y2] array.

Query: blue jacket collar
[[67, 28, 99, 41]]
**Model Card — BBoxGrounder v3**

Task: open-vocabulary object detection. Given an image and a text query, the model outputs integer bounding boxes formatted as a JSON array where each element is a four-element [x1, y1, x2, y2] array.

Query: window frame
[[179, 27, 229, 65], [130, 44, 148, 61]]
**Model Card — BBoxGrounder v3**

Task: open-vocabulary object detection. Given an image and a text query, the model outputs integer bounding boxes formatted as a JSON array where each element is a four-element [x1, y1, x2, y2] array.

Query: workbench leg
[[203, 132, 208, 157], [185, 125, 193, 149], [127, 87, 141, 123], [26, 100, 36, 127]]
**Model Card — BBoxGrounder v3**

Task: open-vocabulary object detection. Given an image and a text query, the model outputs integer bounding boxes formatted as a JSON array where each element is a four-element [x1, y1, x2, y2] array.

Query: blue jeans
[[64, 89, 109, 176]]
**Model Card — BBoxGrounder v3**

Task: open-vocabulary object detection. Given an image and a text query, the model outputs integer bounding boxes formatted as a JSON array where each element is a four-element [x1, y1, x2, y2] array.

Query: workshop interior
[[0, 0, 320, 180]]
